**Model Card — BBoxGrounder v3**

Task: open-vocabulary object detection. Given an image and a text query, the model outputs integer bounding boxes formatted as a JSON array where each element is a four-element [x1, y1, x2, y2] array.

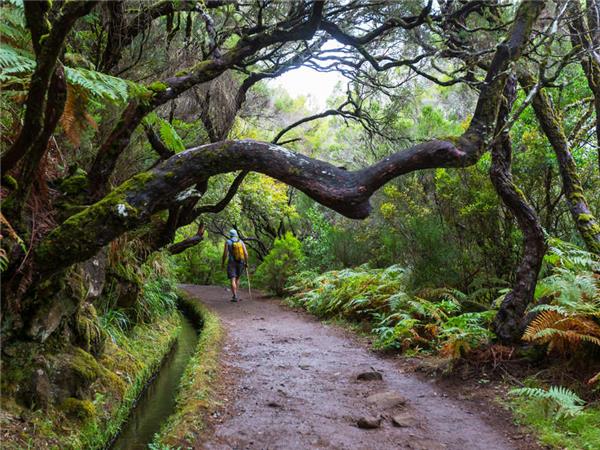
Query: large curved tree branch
[[168, 223, 206, 255], [34, 0, 543, 280]]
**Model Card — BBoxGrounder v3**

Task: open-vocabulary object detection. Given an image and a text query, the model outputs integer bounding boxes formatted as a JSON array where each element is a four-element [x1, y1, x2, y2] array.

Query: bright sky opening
[[269, 67, 346, 110]]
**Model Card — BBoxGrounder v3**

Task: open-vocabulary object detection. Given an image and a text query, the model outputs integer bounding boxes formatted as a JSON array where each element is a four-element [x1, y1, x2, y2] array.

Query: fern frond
[[144, 113, 186, 153], [523, 310, 600, 354], [510, 386, 585, 418], [60, 85, 97, 146], [0, 44, 34, 75]]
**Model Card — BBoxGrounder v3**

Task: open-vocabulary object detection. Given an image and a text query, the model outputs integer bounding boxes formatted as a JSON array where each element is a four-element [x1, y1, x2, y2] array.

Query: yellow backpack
[[231, 240, 246, 262]]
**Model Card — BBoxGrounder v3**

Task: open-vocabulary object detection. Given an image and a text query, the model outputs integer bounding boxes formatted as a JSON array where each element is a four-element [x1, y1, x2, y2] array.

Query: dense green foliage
[[255, 232, 304, 296], [287, 265, 495, 357], [509, 380, 600, 450]]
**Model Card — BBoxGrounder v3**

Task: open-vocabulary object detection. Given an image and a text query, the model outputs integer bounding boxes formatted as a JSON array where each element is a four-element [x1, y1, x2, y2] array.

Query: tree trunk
[[518, 71, 600, 254], [490, 75, 546, 342]]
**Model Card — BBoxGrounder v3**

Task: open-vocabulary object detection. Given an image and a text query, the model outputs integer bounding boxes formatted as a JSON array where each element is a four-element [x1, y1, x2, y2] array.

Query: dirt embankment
[[181, 285, 541, 450]]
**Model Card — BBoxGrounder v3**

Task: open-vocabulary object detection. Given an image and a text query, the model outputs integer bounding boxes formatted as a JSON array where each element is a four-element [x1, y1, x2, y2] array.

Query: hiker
[[222, 229, 248, 302]]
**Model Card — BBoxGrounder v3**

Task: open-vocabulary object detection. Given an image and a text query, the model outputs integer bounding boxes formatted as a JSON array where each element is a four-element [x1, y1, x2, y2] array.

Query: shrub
[[255, 232, 304, 295], [522, 239, 600, 383], [287, 265, 495, 357], [172, 238, 228, 286]]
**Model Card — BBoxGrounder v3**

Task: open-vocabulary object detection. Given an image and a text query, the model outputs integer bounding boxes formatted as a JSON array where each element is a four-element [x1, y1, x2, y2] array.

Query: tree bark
[[567, 0, 600, 173], [491, 75, 546, 342], [518, 70, 600, 254], [168, 224, 206, 255]]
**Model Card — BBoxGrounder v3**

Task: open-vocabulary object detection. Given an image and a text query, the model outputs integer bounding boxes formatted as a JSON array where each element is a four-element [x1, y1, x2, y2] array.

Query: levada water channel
[[110, 311, 199, 449]]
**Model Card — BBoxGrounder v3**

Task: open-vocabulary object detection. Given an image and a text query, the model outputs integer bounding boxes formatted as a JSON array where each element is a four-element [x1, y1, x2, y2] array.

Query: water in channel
[[111, 312, 199, 450]]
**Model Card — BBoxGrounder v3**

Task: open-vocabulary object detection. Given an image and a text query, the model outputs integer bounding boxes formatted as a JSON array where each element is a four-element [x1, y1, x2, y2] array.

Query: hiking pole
[[245, 264, 253, 301]]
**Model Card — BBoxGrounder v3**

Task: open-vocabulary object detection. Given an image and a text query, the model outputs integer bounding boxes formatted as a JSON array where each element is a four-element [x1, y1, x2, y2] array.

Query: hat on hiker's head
[[229, 229, 238, 238]]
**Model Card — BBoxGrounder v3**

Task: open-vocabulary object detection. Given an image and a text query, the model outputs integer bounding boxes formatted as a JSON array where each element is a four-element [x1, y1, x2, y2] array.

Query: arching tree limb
[[34, 0, 543, 279], [168, 224, 206, 254]]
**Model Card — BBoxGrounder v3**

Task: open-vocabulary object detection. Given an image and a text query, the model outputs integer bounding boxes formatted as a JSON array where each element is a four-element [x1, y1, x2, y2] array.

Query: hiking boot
[[230, 296, 238, 302]]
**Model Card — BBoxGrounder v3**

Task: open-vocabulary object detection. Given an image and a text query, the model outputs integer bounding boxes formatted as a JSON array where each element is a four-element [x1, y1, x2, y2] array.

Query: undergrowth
[[286, 264, 495, 358], [508, 379, 600, 450]]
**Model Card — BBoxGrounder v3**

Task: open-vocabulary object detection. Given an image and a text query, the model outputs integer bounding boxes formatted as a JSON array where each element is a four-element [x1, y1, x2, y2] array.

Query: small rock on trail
[[392, 412, 419, 428], [356, 415, 382, 429], [357, 371, 383, 381], [181, 285, 534, 450], [366, 391, 408, 409]]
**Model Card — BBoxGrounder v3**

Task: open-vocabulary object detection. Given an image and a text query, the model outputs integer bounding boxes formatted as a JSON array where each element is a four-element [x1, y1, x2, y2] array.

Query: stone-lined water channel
[[111, 312, 199, 450]]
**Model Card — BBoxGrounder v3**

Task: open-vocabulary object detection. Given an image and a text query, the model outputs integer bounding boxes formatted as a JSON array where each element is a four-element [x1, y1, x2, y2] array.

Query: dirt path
[[181, 285, 536, 450]]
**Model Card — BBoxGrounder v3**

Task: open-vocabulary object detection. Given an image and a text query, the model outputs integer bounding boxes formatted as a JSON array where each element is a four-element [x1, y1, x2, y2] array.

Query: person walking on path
[[221, 229, 249, 302]]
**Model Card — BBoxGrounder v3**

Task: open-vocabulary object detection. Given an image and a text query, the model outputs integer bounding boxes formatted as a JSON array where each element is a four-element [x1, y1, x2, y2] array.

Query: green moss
[[2, 174, 18, 190], [70, 348, 101, 383], [148, 81, 168, 92], [578, 213, 594, 223], [569, 191, 585, 201], [36, 171, 158, 266], [75, 303, 106, 356], [61, 398, 96, 421], [155, 291, 223, 447], [1, 312, 182, 449], [58, 169, 88, 196]]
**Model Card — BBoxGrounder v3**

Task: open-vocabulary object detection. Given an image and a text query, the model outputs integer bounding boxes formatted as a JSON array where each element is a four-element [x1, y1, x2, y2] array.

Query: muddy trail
[[181, 285, 539, 450]]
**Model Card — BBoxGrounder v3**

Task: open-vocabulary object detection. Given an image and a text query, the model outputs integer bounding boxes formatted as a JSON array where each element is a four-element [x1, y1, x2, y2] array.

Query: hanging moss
[[2, 174, 18, 190], [58, 168, 89, 196]]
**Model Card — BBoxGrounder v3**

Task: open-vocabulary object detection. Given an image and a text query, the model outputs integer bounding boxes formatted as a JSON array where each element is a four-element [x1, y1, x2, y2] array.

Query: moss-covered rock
[[58, 167, 89, 196], [74, 302, 107, 356], [61, 397, 96, 421]]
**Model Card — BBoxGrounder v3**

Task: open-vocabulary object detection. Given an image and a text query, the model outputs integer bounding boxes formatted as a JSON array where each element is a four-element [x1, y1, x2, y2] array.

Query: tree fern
[[510, 386, 585, 418]]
